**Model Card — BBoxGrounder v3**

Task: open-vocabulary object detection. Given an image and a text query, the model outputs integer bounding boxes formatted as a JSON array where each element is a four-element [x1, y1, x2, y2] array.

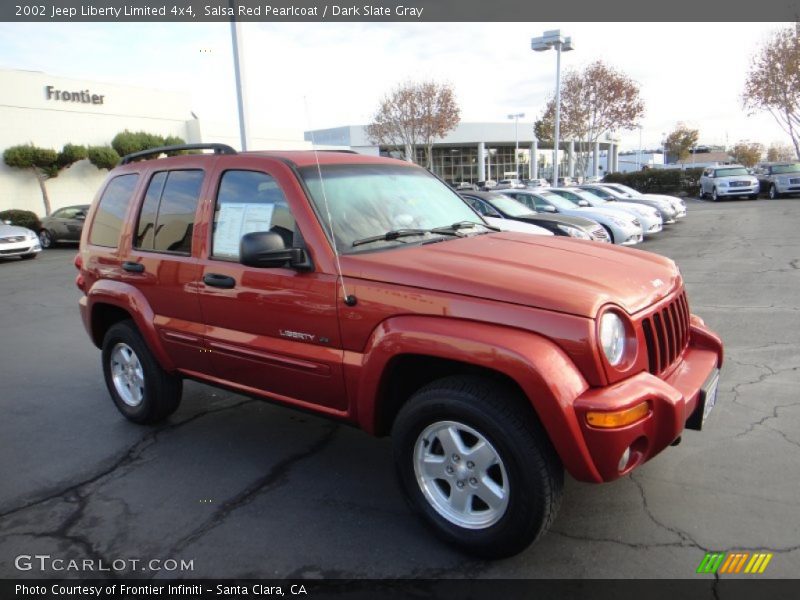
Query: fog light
[[586, 401, 650, 428], [618, 447, 631, 472]]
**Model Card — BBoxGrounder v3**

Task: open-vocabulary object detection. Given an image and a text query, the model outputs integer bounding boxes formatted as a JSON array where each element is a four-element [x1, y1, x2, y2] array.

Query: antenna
[[304, 97, 356, 307]]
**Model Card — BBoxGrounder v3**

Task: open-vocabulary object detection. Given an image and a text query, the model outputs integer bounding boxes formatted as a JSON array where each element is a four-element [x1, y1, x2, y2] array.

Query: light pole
[[637, 125, 643, 170], [662, 132, 667, 167], [508, 112, 525, 179], [532, 30, 574, 186]]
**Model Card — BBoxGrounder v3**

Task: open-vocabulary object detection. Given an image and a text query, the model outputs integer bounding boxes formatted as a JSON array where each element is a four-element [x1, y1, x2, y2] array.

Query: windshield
[[714, 168, 749, 177], [582, 186, 617, 200], [607, 184, 638, 196], [771, 164, 800, 174], [299, 164, 488, 253], [537, 191, 578, 210], [486, 194, 536, 217], [570, 189, 607, 206]]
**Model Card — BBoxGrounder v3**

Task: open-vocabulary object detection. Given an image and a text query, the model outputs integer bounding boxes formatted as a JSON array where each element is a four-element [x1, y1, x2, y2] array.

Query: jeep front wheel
[[102, 320, 182, 424], [391, 376, 563, 559]]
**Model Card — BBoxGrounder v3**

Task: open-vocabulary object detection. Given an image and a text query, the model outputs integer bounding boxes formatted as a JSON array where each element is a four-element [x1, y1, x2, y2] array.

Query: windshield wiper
[[431, 220, 499, 234], [352, 228, 458, 248]]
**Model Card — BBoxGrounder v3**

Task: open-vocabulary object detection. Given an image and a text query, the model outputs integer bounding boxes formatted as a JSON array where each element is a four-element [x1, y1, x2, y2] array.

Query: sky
[[0, 21, 792, 152]]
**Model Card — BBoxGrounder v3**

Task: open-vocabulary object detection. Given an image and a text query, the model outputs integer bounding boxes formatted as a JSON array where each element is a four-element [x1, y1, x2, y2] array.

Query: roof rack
[[120, 143, 237, 165]]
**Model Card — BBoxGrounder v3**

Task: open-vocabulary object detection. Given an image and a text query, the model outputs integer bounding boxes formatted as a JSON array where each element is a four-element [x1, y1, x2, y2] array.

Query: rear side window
[[89, 174, 139, 247], [134, 170, 204, 255]]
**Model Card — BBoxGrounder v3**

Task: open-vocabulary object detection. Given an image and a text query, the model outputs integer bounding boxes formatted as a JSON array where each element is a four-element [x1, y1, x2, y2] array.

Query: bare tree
[[537, 61, 644, 176], [366, 81, 460, 167], [664, 123, 699, 163], [766, 142, 795, 161], [729, 141, 764, 167], [743, 25, 800, 159]]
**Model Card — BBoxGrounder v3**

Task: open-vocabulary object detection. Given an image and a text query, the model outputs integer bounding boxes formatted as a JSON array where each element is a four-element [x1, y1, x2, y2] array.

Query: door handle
[[122, 261, 145, 273], [203, 273, 236, 289]]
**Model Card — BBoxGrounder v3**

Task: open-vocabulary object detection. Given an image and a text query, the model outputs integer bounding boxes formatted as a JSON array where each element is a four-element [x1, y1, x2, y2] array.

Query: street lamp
[[508, 112, 525, 179], [532, 29, 574, 186]]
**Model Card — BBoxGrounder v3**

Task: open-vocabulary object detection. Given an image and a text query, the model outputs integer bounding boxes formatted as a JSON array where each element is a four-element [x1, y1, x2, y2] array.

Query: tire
[[769, 184, 780, 199], [101, 320, 182, 424], [711, 187, 719, 202], [391, 376, 563, 559], [698, 187, 705, 200], [20, 253, 37, 260], [38, 230, 54, 249], [601, 224, 616, 244]]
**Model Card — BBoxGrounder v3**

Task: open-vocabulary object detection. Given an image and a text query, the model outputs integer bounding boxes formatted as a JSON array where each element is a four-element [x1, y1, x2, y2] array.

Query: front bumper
[[718, 185, 758, 197], [0, 239, 41, 257], [571, 322, 723, 482]]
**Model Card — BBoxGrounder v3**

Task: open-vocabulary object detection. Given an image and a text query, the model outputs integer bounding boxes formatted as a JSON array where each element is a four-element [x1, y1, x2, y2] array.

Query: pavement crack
[[629, 473, 708, 552], [0, 398, 257, 520], [165, 424, 339, 558], [549, 529, 690, 550]]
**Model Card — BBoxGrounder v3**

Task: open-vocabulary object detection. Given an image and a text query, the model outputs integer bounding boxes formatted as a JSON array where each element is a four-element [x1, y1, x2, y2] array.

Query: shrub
[[0, 209, 41, 232], [88, 145, 120, 170], [604, 167, 704, 196], [111, 130, 186, 159]]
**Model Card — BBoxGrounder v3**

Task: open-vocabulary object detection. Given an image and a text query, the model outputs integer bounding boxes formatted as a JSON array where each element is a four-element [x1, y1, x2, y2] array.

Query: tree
[[536, 60, 644, 176], [111, 130, 187, 159], [729, 141, 764, 167], [664, 123, 699, 163], [766, 142, 795, 161], [87, 146, 120, 170], [366, 80, 460, 166], [3, 143, 87, 216], [743, 25, 800, 160]]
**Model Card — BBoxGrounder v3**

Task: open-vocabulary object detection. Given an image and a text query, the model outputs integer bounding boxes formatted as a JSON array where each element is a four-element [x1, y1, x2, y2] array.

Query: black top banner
[[2, 0, 799, 22]]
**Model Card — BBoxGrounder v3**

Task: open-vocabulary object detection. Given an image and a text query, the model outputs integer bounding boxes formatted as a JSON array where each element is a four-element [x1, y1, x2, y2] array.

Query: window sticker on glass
[[214, 203, 275, 259]]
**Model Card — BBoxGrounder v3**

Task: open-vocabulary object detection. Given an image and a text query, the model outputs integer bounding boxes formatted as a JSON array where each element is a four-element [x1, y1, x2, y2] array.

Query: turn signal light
[[586, 402, 650, 428]]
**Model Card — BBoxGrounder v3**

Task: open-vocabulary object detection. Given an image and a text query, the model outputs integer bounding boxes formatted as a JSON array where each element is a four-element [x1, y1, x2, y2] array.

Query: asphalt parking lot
[[1, 197, 798, 580]]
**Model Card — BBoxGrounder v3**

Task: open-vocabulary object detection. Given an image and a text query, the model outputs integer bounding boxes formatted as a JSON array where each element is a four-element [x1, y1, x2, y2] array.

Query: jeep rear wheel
[[102, 320, 182, 424], [391, 376, 563, 559]]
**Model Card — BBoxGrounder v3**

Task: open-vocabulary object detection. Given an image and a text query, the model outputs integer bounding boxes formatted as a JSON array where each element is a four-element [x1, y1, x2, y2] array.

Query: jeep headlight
[[556, 224, 591, 239], [600, 312, 626, 366]]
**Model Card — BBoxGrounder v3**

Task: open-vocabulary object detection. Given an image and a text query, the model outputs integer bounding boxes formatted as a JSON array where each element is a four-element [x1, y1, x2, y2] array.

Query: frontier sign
[[45, 85, 105, 105]]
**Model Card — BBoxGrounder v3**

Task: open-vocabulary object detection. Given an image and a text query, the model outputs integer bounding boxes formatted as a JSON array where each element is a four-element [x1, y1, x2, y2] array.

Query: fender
[[344, 315, 603, 482], [84, 279, 176, 372]]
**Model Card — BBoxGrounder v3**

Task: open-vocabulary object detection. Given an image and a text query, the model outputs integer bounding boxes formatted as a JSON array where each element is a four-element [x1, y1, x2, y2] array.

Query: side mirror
[[542, 205, 557, 213], [240, 231, 312, 271], [577, 200, 590, 207]]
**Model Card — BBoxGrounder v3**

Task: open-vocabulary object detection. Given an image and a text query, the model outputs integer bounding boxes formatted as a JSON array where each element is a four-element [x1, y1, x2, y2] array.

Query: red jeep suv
[[76, 144, 723, 558]]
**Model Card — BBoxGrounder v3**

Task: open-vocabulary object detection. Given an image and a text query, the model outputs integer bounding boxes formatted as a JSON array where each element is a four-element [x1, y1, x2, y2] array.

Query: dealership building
[[0, 69, 309, 215], [305, 123, 622, 184]]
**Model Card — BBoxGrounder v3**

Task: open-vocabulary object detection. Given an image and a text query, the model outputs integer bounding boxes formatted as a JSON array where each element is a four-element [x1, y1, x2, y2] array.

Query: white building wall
[[0, 69, 198, 214]]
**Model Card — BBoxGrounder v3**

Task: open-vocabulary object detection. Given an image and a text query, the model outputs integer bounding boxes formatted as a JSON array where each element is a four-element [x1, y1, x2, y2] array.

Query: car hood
[[0, 224, 33, 237], [642, 193, 685, 205], [569, 206, 637, 223], [516, 213, 600, 230], [340, 232, 679, 318], [484, 216, 553, 236]]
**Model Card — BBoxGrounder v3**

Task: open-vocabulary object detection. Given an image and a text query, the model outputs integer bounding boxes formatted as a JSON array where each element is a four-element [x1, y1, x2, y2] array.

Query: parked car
[[597, 183, 687, 219], [545, 187, 663, 236], [460, 191, 610, 242], [495, 179, 526, 190], [503, 189, 644, 246], [76, 143, 723, 558], [0, 220, 41, 260], [754, 162, 800, 198], [482, 215, 553, 236], [578, 184, 679, 223], [451, 181, 479, 191], [523, 178, 550, 188], [39, 204, 90, 248], [698, 165, 759, 201]]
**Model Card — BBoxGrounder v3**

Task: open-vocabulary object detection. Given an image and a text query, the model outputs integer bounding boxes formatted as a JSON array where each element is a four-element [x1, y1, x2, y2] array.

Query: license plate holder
[[686, 369, 720, 431]]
